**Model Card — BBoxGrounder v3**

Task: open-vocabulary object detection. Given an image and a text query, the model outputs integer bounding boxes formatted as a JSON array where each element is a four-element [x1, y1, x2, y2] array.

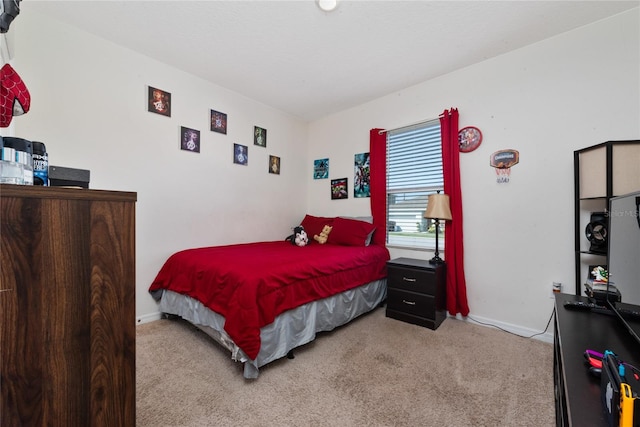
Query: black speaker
[[585, 212, 608, 254]]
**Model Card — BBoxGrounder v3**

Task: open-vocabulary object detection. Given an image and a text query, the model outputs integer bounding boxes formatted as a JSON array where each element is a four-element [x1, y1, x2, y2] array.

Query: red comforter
[[149, 241, 390, 360]]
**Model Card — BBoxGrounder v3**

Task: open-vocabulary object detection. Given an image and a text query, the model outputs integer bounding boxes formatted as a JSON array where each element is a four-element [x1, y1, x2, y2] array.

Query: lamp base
[[429, 255, 444, 265], [429, 219, 444, 265]]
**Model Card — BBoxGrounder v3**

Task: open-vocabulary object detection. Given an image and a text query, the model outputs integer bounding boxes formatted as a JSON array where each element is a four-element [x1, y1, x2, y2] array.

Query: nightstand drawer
[[387, 266, 435, 294], [386, 288, 435, 319]]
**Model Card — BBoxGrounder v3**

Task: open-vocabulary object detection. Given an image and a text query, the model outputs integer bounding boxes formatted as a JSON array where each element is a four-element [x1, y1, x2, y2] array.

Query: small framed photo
[[234, 143, 248, 165], [210, 109, 227, 134], [354, 152, 370, 198], [331, 178, 348, 200], [254, 126, 267, 147], [180, 126, 200, 153], [314, 158, 329, 179], [148, 86, 171, 117], [269, 155, 280, 175]]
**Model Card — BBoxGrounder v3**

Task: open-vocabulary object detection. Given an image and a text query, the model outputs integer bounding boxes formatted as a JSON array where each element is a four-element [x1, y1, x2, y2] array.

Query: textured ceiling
[[25, 0, 639, 121]]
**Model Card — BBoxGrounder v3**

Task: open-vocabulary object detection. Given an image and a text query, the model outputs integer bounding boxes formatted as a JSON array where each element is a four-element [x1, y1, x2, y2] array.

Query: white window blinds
[[386, 119, 444, 248]]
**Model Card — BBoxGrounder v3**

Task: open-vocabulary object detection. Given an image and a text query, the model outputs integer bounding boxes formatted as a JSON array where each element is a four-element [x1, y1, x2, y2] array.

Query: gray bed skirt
[[157, 278, 387, 379]]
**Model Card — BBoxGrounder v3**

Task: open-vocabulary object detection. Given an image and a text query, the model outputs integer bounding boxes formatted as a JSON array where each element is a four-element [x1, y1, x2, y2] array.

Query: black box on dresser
[[385, 257, 446, 330]]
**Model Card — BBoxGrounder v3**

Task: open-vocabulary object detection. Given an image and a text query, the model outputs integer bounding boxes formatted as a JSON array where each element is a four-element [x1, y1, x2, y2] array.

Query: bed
[[149, 215, 390, 378]]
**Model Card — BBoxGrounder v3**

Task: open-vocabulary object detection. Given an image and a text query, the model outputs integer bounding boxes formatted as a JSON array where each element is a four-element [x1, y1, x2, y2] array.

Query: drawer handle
[[402, 299, 416, 306], [402, 277, 417, 282]]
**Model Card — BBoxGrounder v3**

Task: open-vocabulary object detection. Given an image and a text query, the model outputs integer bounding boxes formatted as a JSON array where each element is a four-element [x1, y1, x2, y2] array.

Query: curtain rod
[[378, 117, 439, 134]]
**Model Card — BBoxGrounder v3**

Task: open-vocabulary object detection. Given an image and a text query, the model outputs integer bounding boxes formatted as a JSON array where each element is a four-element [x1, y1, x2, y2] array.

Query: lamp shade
[[424, 193, 452, 221]]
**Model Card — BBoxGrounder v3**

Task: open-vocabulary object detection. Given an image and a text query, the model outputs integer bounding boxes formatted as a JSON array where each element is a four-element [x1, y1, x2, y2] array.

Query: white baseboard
[[451, 313, 555, 344], [137, 311, 162, 325], [136, 309, 555, 343]]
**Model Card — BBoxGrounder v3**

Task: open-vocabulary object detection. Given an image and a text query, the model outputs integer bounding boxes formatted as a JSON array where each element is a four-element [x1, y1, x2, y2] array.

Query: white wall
[[10, 11, 309, 322], [8, 8, 639, 336], [306, 9, 640, 336]]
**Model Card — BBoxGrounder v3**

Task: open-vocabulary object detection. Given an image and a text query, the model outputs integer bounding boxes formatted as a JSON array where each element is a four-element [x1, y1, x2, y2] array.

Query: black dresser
[[385, 257, 446, 330]]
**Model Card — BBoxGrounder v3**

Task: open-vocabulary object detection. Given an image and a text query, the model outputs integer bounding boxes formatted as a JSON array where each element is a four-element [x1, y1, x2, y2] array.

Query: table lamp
[[424, 191, 452, 264]]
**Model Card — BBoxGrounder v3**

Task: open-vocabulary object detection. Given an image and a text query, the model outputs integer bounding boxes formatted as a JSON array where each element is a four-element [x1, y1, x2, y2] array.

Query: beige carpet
[[136, 307, 554, 426]]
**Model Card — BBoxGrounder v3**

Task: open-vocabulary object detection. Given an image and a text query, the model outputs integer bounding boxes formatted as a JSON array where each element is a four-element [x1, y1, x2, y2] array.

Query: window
[[386, 119, 444, 249]]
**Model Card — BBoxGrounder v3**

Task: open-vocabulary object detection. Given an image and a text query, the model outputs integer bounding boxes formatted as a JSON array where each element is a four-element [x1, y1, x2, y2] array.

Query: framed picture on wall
[[210, 109, 227, 134], [354, 152, 370, 198], [269, 155, 280, 175], [180, 126, 200, 153], [234, 143, 248, 165], [148, 86, 171, 117], [314, 158, 329, 179], [331, 178, 348, 200], [254, 126, 267, 147]]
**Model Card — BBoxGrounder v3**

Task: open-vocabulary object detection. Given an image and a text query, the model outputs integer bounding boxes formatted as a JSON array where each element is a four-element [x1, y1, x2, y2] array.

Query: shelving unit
[[574, 140, 640, 295]]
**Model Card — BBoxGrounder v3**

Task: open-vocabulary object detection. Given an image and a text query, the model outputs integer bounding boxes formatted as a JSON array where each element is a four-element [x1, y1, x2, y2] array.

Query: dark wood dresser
[[385, 257, 446, 330], [0, 185, 136, 426]]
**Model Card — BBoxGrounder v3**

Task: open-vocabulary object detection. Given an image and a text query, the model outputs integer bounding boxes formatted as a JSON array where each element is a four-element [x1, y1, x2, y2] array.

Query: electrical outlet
[[551, 281, 562, 298]]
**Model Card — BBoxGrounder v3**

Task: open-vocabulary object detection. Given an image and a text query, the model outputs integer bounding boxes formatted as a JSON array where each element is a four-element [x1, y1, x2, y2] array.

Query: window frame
[[386, 119, 444, 250]]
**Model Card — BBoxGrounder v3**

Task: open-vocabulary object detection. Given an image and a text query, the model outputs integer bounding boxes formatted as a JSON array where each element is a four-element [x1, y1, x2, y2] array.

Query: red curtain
[[440, 109, 470, 316], [369, 129, 387, 246]]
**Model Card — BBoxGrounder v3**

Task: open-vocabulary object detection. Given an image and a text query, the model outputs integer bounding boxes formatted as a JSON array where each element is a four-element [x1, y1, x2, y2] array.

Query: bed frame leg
[[162, 313, 181, 320], [286, 350, 295, 359]]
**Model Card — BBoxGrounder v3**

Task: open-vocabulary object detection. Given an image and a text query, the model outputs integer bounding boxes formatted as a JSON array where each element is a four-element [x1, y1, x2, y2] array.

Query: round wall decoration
[[458, 126, 483, 153]]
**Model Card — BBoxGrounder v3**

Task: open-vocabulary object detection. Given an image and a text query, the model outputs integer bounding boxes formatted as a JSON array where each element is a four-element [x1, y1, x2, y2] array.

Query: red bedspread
[[149, 241, 389, 360]]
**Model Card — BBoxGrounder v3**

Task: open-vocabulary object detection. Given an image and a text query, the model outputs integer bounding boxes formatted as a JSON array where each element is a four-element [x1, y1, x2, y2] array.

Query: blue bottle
[[32, 141, 48, 186]]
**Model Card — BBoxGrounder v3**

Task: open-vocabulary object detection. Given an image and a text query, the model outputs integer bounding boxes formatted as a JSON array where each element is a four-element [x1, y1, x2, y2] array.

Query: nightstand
[[385, 257, 446, 330]]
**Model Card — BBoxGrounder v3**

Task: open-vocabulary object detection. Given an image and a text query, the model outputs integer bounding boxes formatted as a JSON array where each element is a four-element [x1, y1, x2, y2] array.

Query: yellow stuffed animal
[[313, 225, 332, 244]]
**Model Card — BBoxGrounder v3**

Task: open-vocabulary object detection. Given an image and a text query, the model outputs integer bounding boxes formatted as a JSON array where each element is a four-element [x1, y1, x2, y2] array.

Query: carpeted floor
[[136, 307, 554, 426]]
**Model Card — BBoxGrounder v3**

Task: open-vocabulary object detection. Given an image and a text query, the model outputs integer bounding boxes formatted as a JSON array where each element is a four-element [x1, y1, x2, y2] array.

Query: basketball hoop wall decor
[[490, 149, 519, 183]]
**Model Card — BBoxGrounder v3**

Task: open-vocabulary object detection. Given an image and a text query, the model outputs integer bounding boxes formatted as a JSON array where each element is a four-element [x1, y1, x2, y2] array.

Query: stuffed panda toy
[[286, 225, 309, 247]]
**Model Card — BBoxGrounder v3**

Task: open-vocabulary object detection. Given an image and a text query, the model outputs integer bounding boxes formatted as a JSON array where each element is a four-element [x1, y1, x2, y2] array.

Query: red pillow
[[300, 214, 335, 240], [327, 217, 376, 246]]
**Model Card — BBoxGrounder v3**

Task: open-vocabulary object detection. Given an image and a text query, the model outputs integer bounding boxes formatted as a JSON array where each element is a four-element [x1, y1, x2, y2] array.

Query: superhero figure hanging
[[0, 0, 21, 34], [0, 63, 30, 127]]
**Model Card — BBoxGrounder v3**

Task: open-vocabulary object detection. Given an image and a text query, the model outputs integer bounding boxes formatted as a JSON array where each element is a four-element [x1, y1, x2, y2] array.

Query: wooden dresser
[[385, 257, 446, 330], [0, 185, 136, 426]]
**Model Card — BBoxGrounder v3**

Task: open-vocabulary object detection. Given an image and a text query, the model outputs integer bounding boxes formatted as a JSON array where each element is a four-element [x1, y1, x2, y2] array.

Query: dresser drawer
[[387, 266, 436, 295], [386, 288, 435, 319]]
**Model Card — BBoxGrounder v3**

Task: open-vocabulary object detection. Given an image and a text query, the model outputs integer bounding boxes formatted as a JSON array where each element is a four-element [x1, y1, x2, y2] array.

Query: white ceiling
[[24, 0, 639, 121]]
